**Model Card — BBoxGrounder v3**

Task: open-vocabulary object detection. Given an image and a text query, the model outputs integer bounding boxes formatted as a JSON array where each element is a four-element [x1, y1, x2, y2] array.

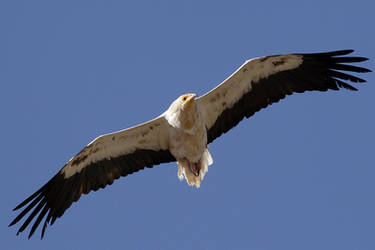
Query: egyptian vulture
[[10, 50, 370, 239]]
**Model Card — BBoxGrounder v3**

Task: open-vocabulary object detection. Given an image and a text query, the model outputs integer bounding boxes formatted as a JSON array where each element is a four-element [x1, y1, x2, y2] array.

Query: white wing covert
[[197, 50, 370, 143], [9, 116, 175, 238]]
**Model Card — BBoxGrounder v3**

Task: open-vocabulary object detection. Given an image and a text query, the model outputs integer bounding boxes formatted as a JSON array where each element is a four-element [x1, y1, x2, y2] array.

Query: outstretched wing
[[197, 50, 371, 144], [9, 116, 175, 239]]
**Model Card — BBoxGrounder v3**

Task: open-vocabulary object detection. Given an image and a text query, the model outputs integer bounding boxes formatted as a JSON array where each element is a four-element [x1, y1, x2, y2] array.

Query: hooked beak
[[186, 93, 196, 102], [184, 94, 196, 110]]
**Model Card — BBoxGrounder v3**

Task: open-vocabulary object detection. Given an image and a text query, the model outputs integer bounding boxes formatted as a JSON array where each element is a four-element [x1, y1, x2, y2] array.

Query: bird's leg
[[189, 160, 201, 176], [177, 157, 209, 188]]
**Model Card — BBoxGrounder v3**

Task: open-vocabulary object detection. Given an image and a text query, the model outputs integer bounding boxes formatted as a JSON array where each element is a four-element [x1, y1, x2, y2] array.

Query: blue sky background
[[1, 1, 374, 249]]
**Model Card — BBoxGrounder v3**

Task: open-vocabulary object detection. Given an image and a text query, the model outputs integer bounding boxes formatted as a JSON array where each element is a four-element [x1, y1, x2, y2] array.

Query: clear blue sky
[[1, 1, 374, 249]]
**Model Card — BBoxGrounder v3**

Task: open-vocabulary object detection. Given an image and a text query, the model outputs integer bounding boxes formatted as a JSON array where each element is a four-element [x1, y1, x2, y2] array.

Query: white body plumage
[[165, 93, 213, 187]]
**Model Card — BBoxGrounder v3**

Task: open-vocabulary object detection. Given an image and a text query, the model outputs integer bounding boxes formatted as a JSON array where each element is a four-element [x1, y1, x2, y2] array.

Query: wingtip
[[28, 229, 36, 239], [337, 49, 354, 55], [355, 57, 370, 62], [330, 49, 354, 56], [300, 49, 356, 58], [13, 199, 31, 211]]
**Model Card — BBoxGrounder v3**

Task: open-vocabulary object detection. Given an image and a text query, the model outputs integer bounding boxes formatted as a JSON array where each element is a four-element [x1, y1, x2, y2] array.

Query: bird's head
[[165, 93, 198, 129], [179, 93, 196, 111]]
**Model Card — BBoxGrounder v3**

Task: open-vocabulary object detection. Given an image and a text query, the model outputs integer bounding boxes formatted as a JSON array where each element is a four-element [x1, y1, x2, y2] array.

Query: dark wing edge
[[207, 49, 371, 143], [9, 149, 175, 239]]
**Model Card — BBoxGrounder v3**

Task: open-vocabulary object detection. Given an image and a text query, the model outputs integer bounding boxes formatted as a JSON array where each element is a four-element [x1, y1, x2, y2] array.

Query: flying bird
[[9, 50, 370, 239]]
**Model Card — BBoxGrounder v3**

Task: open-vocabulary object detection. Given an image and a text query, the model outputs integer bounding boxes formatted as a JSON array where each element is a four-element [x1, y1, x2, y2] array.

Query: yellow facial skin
[[180, 93, 197, 130], [180, 93, 196, 111]]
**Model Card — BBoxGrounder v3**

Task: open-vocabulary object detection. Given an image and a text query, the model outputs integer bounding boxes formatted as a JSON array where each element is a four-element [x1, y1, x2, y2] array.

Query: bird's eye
[[182, 96, 187, 101]]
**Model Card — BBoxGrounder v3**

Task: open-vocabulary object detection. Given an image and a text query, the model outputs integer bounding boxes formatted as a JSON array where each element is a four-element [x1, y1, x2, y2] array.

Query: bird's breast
[[168, 118, 207, 163]]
